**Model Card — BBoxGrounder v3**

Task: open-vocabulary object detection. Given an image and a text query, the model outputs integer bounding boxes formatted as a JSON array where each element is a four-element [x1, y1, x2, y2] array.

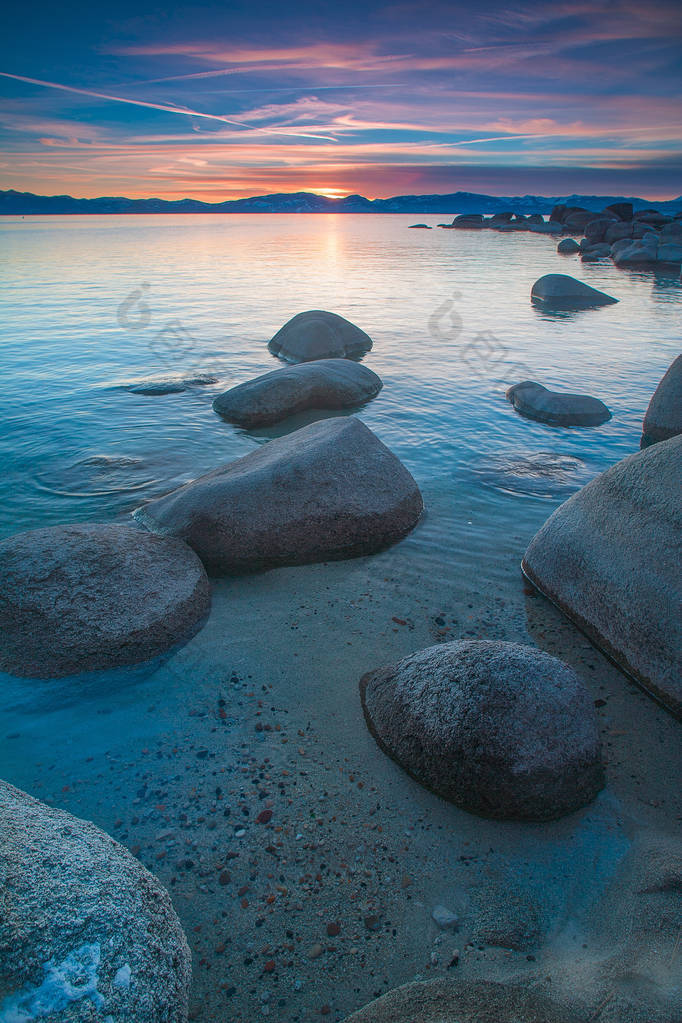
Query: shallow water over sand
[[1, 214, 680, 1022]]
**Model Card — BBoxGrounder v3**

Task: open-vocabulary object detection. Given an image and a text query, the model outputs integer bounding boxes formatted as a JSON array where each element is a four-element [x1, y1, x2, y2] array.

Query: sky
[[1, 0, 681, 201]]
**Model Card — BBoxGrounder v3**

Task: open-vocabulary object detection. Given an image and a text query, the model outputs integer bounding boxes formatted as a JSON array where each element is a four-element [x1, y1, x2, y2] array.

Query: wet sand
[[1, 478, 680, 1022]]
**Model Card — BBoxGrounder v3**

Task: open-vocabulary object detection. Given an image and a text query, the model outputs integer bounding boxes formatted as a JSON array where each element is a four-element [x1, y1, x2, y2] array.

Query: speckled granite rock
[[212, 359, 382, 427], [531, 274, 617, 309], [134, 417, 423, 575], [268, 310, 373, 362], [0, 779, 191, 1021], [343, 978, 588, 1023], [506, 380, 612, 427], [360, 640, 604, 821], [523, 436, 682, 717], [0, 523, 210, 679], [641, 354, 682, 448]]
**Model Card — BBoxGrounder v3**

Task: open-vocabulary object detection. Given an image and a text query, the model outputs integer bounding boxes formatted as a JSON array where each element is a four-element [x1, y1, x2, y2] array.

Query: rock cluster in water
[[0, 779, 191, 1022], [212, 358, 382, 427], [268, 309, 373, 362], [360, 639, 604, 820], [134, 417, 423, 575], [0, 522, 210, 679], [506, 380, 612, 427], [523, 436, 682, 718], [549, 202, 682, 269]]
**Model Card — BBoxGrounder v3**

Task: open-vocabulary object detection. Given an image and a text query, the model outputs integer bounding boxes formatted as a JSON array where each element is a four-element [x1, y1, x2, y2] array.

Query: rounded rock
[[641, 354, 682, 448], [212, 359, 382, 428], [0, 779, 191, 1022], [268, 310, 373, 363], [557, 238, 581, 254], [0, 522, 210, 678], [530, 274, 617, 309], [506, 380, 611, 427], [359, 639, 604, 821]]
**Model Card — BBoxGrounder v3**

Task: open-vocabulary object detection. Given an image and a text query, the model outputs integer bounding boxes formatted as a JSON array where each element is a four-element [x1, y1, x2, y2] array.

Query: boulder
[[605, 221, 634, 244], [584, 217, 617, 243], [134, 417, 423, 575], [634, 210, 670, 227], [451, 214, 484, 228], [0, 523, 210, 679], [641, 355, 682, 448], [530, 274, 617, 309], [268, 310, 372, 363], [212, 359, 382, 428], [343, 978, 587, 1023], [605, 201, 633, 221], [557, 238, 581, 254], [581, 244, 611, 261], [661, 220, 682, 237], [549, 204, 568, 223], [489, 211, 514, 223], [360, 639, 604, 821], [527, 213, 545, 224], [507, 381, 611, 427], [632, 220, 659, 239], [0, 780, 191, 1022], [127, 375, 218, 396], [408, 223, 431, 229], [564, 210, 594, 233], [612, 236, 658, 267], [656, 242, 682, 264], [522, 437, 682, 717], [529, 221, 562, 234]]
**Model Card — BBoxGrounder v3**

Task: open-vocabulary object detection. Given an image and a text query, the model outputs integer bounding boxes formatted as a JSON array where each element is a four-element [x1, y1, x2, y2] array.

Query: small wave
[[471, 450, 594, 499]]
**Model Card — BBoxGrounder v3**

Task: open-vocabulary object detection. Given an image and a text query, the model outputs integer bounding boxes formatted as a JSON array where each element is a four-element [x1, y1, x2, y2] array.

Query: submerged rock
[[531, 274, 617, 309], [506, 380, 612, 427], [0, 780, 191, 1022], [134, 417, 423, 574], [522, 437, 682, 717], [268, 310, 373, 362], [408, 223, 431, 229], [343, 979, 586, 1023], [360, 639, 604, 821], [0, 523, 210, 678], [212, 359, 382, 427], [127, 375, 218, 395], [641, 354, 682, 448]]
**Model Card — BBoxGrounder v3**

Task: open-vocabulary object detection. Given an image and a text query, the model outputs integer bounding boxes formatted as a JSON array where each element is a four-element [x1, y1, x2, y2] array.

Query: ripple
[[470, 450, 595, 499], [32, 454, 159, 499]]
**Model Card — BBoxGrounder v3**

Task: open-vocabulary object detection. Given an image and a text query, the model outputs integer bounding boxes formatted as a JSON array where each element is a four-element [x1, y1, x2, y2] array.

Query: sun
[[310, 188, 348, 199]]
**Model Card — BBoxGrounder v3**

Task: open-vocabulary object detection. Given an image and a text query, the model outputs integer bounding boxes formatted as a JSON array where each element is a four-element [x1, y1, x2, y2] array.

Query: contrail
[[0, 71, 339, 141]]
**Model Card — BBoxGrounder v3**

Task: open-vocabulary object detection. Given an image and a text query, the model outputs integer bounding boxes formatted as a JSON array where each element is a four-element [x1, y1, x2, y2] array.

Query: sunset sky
[[1, 0, 681, 200]]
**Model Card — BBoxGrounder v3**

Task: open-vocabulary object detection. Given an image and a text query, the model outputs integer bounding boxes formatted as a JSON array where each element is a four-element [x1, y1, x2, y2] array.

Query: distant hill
[[1, 187, 681, 216]]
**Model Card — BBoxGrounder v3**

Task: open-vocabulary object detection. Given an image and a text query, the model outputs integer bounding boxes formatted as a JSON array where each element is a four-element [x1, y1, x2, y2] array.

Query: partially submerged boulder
[[343, 978, 587, 1023], [360, 639, 604, 821], [641, 355, 682, 448], [212, 359, 382, 428], [531, 274, 617, 309], [557, 237, 581, 254], [268, 310, 372, 362], [522, 437, 682, 717], [134, 417, 423, 575], [0, 523, 210, 679], [507, 381, 612, 427], [0, 780, 191, 1022]]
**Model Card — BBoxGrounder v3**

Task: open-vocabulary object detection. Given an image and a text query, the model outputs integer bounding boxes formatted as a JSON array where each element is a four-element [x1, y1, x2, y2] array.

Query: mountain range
[[2, 188, 682, 216]]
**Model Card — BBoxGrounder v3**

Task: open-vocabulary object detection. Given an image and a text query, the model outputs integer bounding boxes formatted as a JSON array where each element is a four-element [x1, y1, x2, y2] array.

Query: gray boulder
[[0, 780, 191, 1022], [531, 274, 617, 309], [507, 381, 611, 427], [612, 235, 658, 267], [641, 355, 682, 448], [268, 310, 372, 363], [343, 979, 586, 1023], [522, 437, 682, 717], [605, 221, 634, 244], [581, 244, 611, 261], [557, 238, 581, 254], [127, 375, 218, 396], [451, 213, 484, 228], [359, 639, 604, 821], [564, 210, 594, 233], [134, 417, 423, 575], [605, 201, 633, 221], [584, 217, 617, 243], [656, 242, 682, 265], [0, 523, 210, 679], [408, 223, 431, 229], [212, 359, 382, 428]]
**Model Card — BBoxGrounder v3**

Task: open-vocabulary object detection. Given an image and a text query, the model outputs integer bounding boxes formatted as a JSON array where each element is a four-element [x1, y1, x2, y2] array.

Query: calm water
[[1, 213, 680, 542]]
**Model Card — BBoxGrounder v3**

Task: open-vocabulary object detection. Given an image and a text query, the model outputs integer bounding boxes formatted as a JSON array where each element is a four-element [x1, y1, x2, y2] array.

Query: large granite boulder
[[134, 417, 423, 575], [605, 221, 634, 244], [522, 437, 682, 717], [564, 210, 594, 233], [359, 639, 604, 821], [0, 523, 210, 679], [344, 979, 586, 1023], [584, 217, 617, 243], [0, 780, 191, 1022], [451, 213, 484, 228], [612, 234, 658, 267], [212, 359, 382, 428], [641, 355, 682, 448], [507, 381, 611, 427], [268, 310, 373, 362], [557, 237, 581, 254], [605, 201, 633, 222], [531, 274, 617, 309]]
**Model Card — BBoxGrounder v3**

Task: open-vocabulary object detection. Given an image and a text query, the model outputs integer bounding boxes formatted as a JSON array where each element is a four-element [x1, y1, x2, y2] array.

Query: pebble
[[307, 943, 324, 959], [432, 905, 459, 929]]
